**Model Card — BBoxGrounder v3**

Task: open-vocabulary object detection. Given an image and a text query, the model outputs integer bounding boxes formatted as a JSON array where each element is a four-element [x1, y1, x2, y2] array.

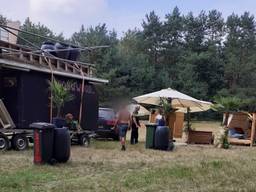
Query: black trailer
[[0, 40, 108, 151]]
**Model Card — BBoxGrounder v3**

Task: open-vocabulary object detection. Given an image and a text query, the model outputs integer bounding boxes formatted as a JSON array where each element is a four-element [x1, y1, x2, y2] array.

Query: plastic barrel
[[68, 46, 80, 61], [55, 42, 69, 59], [52, 117, 66, 128], [145, 123, 157, 149], [53, 127, 71, 163], [41, 42, 56, 56], [30, 122, 55, 164], [154, 126, 170, 150]]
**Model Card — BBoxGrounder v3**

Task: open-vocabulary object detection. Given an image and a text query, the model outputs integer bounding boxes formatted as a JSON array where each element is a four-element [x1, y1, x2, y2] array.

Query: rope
[[42, 56, 54, 123], [79, 67, 85, 124], [0, 24, 109, 51]]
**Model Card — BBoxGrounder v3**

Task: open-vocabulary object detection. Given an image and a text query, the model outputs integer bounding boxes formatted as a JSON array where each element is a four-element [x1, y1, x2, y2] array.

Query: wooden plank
[[29, 53, 33, 62], [0, 99, 15, 129], [19, 48, 23, 60], [229, 138, 251, 145], [250, 113, 256, 147]]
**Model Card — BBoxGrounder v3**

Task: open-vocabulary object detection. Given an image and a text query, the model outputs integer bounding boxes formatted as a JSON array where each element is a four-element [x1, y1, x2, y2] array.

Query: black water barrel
[[55, 42, 69, 60], [53, 127, 71, 163], [154, 126, 169, 150], [52, 117, 66, 128], [68, 46, 80, 61], [41, 42, 56, 56]]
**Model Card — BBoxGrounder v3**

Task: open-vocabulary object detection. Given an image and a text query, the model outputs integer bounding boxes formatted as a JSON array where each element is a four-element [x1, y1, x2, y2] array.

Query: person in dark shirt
[[130, 106, 140, 144]]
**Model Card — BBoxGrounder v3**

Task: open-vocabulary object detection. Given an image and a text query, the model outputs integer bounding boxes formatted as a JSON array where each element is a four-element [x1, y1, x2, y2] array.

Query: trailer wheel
[[78, 134, 90, 147], [0, 135, 9, 151], [12, 134, 28, 151]]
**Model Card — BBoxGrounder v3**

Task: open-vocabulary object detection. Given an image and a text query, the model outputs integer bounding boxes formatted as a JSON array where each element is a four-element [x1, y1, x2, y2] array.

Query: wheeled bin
[[30, 122, 55, 164], [145, 123, 157, 149]]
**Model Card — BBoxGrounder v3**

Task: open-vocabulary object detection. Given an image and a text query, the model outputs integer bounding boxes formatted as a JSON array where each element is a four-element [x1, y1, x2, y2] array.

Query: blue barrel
[[154, 126, 170, 150], [55, 42, 70, 60], [53, 127, 71, 163], [68, 45, 80, 61], [41, 42, 56, 56], [52, 117, 66, 128]]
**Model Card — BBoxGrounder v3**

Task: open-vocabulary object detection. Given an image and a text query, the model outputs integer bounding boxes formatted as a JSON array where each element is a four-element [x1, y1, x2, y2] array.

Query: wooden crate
[[187, 130, 213, 144]]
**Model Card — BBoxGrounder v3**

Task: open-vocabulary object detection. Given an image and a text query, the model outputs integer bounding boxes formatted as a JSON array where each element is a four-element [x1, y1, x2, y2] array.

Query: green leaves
[[159, 97, 176, 116], [212, 96, 244, 112], [48, 79, 74, 117]]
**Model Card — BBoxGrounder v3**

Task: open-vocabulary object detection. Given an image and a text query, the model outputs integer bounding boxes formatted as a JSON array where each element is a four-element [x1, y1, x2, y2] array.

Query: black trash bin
[[53, 127, 71, 163], [29, 122, 55, 164]]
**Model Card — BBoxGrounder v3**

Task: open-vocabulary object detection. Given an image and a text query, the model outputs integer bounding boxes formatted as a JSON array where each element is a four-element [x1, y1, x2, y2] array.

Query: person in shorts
[[115, 105, 131, 151]]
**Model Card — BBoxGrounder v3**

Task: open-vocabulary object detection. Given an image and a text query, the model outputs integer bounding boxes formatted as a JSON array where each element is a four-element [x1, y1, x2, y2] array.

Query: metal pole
[[250, 113, 256, 147], [187, 107, 191, 131]]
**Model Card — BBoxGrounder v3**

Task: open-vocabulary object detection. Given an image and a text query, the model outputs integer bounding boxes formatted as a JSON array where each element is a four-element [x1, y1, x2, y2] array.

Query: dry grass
[[1, 121, 256, 192]]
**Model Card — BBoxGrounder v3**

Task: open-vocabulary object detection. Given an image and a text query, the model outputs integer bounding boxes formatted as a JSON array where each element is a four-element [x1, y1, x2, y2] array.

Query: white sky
[[1, 0, 256, 38]]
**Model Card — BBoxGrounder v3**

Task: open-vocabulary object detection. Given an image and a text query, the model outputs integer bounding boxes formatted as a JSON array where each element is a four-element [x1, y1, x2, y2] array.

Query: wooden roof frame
[[0, 40, 108, 84]]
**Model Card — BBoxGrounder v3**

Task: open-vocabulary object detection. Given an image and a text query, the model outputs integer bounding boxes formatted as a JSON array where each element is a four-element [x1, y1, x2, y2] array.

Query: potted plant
[[182, 108, 191, 143], [48, 79, 74, 127], [159, 97, 177, 150]]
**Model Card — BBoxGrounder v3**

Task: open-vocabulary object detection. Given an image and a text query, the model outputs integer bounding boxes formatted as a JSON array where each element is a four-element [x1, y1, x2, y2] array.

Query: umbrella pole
[[187, 107, 191, 131]]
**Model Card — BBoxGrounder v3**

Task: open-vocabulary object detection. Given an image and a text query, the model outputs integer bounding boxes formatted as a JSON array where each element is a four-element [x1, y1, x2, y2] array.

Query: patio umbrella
[[127, 104, 150, 116], [133, 88, 212, 112], [176, 100, 213, 113]]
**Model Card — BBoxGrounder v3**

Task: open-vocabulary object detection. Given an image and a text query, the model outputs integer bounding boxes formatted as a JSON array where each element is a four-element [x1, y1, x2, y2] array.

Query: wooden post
[[250, 113, 256, 147]]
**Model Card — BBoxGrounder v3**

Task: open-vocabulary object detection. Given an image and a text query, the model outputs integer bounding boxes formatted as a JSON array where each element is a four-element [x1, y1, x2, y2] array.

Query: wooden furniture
[[228, 138, 251, 145], [187, 130, 213, 144], [225, 112, 256, 147], [168, 112, 184, 138]]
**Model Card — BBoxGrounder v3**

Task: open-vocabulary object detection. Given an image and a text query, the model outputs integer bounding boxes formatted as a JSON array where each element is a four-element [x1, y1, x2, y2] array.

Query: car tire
[[0, 135, 9, 151], [78, 134, 90, 147], [12, 134, 29, 151]]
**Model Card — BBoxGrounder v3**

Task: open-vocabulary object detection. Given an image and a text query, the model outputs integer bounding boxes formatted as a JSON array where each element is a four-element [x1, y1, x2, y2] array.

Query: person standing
[[115, 105, 131, 151], [155, 108, 165, 126], [130, 106, 140, 144]]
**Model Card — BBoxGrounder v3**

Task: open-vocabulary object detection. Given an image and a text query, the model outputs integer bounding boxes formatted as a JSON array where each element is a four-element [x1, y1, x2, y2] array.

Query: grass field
[[1, 121, 256, 192]]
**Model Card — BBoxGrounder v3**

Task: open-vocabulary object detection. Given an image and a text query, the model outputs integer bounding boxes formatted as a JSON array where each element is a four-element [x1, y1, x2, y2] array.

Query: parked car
[[96, 108, 119, 140]]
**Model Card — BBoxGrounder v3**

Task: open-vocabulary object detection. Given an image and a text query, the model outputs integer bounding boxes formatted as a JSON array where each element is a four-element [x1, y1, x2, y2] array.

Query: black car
[[96, 108, 119, 140]]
